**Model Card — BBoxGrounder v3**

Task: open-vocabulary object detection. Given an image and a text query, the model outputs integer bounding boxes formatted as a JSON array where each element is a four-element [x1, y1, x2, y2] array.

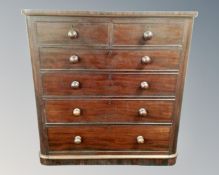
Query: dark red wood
[[40, 48, 180, 70], [45, 99, 174, 123], [113, 20, 183, 45], [113, 23, 184, 46], [47, 125, 171, 151], [23, 10, 197, 165], [36, 22, 109, 45], [40, 157, 176, 166], [42, 72, 177, 96]]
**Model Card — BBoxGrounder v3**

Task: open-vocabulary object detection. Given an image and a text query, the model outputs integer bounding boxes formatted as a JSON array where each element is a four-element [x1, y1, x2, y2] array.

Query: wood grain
[[22, 9, 198, 18], [40, 48, 181, 70], [23, 10, 197, 165], [170, 18, 195, 154], [40, 157, 176, 165], [42, 72, 177, 96], [47, 125, 171, 151], [25, 16, 49, 154], [113, 23, 184, 46], [36, 22, 109, 45], [45, 99, 174, 123]]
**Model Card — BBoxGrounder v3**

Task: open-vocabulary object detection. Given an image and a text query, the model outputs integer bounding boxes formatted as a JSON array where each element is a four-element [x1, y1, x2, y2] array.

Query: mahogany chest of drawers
[[22, 10, 197, 165]]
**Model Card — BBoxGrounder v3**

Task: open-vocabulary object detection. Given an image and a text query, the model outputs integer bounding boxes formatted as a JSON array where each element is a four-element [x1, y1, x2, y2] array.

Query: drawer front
[[48, 125, 171, 151], [36, 22, 109, 45], [40, 48, 180, 70], [113, 22, 184, 46], [45, 99, 174, 123], [42, 73, 177, 96]]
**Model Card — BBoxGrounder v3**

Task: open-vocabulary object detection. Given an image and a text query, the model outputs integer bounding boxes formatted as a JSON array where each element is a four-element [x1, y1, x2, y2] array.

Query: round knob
[[68, 29, 78, 39], [74, 136, 82, 144], [138, 108, 147, 117], [69, 55, 79, 63], [140, 81, 149, 89], [71, 81, 80, 89], [73, 108, 81, 116], [141, 56, 152, 64], [137, 136, 144, 144], [143, 31, 153, 40]]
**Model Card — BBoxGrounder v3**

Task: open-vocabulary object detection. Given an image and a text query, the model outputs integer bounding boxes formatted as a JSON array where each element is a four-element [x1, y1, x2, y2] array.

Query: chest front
[[23, 10, 197, 165]]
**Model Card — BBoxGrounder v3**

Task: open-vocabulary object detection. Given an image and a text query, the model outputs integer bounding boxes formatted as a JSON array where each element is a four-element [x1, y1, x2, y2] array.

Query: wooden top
[[21, 9, 198, 18]]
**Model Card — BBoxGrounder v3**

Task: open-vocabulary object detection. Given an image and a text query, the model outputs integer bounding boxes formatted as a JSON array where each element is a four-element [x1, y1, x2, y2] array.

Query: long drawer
[[40, 48, 181, 70], [45, 99, 174, 123], [42, 72, 177, 96], [48, 125, 171, 151]]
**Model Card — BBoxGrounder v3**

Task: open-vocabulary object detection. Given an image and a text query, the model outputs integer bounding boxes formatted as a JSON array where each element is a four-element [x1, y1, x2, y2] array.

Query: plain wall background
[[0, 0, 218, 174]]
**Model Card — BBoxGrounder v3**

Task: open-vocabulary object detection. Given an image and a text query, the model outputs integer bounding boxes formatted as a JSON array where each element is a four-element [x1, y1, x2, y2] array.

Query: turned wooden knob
[[68, 29, 78, 39], [71, 81, 80, 89], [73, 108, 81, 116], [138, 108, 147, 117], [141, 56, 152, 64], [143, 31, 153, 40], [140, 81, 149, 89], [137, 136, 144, 144], [69, 55, 79, 63], [74, 136, 82, 144]]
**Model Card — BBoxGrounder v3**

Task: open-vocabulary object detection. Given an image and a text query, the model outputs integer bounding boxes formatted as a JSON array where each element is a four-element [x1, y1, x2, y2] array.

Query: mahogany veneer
[[22, 10, 197, 165]]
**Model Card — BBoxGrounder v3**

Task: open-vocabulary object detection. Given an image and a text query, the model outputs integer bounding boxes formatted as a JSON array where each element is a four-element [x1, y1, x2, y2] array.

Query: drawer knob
[[73, 108, 81, 116], [140, 81, 149, 89], [138, 108, 147, 117], [68, 29, 78, 39], [69, 55, 79, 63], [141, 56, 152, 64], [137, 136, 144, 144], [74, 136, 82, 144], [71, 81, 80, 89], [143, 31, 153, 40]]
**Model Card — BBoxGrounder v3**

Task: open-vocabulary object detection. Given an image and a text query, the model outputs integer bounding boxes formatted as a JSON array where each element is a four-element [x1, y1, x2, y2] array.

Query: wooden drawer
[[48, 125, 171, 151], [40, 48, 180, 70], [113, 22, 184, 46], [45, 99, 174, 123], [42, 72, 177, 96], [36, 22, 109, 45]]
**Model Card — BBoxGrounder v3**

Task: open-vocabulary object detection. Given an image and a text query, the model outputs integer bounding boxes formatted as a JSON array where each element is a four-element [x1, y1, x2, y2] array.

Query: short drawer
[[48, 125, 171, 151], [40, 48, 180, 70], [42, 72, 177, 96], [113, 22, 184, 46], [36, 22, 109, 45], [45, 99, 174, 123]]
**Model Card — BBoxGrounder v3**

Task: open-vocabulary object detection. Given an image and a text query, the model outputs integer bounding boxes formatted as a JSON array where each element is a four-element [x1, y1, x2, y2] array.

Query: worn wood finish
[[22, 9, 198, 18], [23, 10, 197, 165], [113, 23, 184, 46], [45, 99, 174, 123], [40, 157, 176, 165], [42, 72, 177, 96], [47, 125, 171, 151], [40, 48, 181, 70], [25, 16, 49, 155], [40, 150, 177, 165], [36, 22, 109, 45], [170, 18, 195, 154]]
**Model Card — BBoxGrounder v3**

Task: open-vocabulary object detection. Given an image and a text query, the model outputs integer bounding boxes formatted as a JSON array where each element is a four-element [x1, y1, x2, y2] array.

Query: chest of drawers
[[22, 10, 197, 165]]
